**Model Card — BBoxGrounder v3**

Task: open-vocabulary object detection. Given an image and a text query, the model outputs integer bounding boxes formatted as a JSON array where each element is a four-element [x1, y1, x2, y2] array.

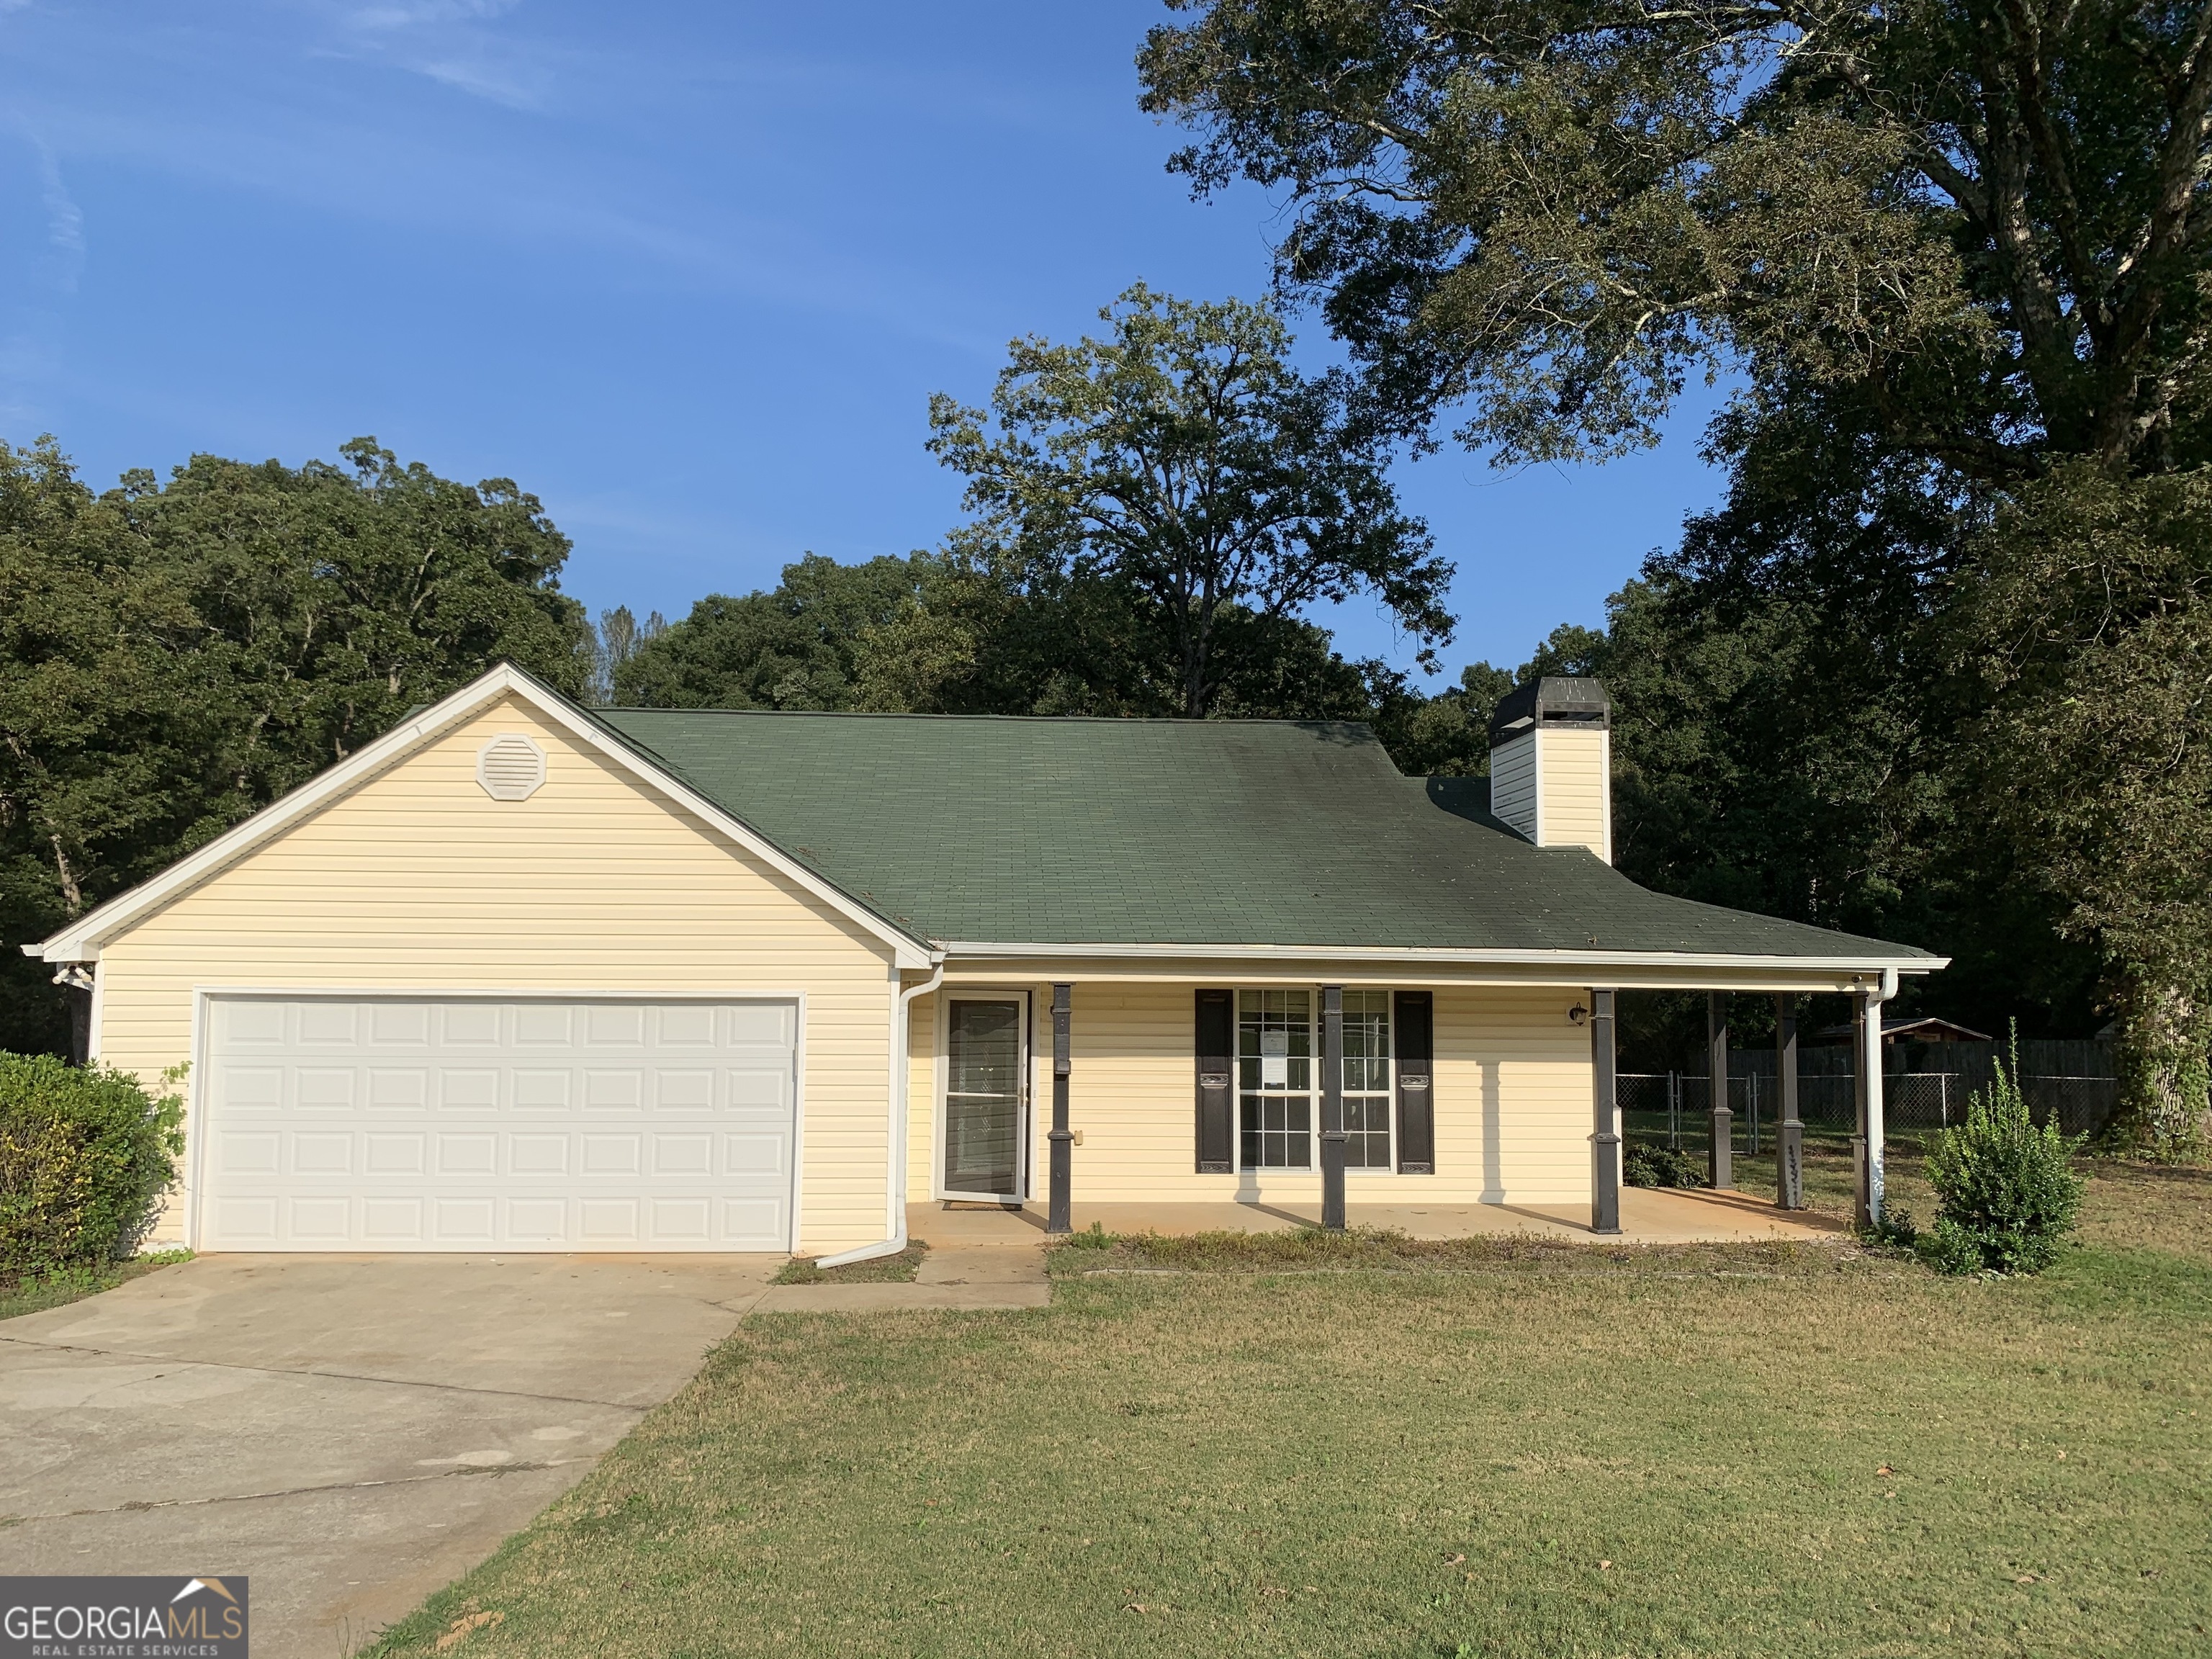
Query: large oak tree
[[927, 284, 1451, 717], [1142, 0, 2212, 1148]]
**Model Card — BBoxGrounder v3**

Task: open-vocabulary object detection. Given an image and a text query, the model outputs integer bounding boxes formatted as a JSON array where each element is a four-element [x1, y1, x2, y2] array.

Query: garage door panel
[[299, 1004, 358, 1046], [440, 1070, 500, 1111], [200, 997, 798, 1252], [441, 1004, 500, 1045], [655, 1069, 716, 1111], [657, 1005, 716, 1046]]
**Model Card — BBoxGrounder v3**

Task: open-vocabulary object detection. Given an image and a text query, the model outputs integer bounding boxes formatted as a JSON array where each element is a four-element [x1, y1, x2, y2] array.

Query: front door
[[943, 996, 1027, 1199]]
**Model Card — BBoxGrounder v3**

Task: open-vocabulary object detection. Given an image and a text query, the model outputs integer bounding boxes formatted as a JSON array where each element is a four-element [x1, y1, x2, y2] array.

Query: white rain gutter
[[816, 956, 945, 1269]]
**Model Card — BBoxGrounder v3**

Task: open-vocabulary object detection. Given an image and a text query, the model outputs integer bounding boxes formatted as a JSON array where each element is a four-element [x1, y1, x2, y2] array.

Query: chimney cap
[[1488, 675, 1611, 743]]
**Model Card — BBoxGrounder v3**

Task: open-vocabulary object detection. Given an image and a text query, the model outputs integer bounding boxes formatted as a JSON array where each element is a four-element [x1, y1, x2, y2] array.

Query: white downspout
[[1859, 966, 1899, 1226], [817, 957, 945, 1269]]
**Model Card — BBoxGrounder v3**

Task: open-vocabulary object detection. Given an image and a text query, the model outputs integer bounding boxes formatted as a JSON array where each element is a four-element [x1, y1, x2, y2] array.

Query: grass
[[363, 1164, 2212, 1659], [0, 1249, 192, 1321], [770, 1241, 929, 1285]]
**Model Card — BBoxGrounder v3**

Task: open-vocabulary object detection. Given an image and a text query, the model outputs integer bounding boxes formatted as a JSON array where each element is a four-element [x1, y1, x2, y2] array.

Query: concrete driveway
[[0, 1254, 778, 1658]]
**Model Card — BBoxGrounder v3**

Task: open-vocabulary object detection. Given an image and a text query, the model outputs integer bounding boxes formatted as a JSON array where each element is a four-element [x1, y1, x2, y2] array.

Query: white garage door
[[198, 995, 798, 1252]]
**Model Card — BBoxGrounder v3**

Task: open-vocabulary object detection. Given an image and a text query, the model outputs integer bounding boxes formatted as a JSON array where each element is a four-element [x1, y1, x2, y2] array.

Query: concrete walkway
[[910, 1187, 1848, 1246], [0, 1254, 778, 1658], [754, 1228, 1051, 1313]]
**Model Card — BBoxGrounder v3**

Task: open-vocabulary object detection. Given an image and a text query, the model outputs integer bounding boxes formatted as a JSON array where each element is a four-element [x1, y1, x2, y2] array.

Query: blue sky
[[0, 1, 1729, 680]]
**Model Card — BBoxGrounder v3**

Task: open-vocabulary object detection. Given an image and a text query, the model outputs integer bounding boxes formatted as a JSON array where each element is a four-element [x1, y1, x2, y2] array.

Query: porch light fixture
[[1568, 1003, 1589, 1026]]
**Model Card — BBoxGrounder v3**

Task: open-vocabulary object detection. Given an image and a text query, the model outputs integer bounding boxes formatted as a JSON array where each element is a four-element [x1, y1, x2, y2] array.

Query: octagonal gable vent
[[476, 734, 547, 801]]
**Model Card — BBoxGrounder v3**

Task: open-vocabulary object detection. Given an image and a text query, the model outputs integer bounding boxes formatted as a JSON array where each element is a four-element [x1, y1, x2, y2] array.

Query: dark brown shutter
[[1195, 989, 1234, 1172], [1395, 991, 1435, 1174]]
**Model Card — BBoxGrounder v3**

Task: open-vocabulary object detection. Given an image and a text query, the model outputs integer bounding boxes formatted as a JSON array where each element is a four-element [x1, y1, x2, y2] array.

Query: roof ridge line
[[599, 707, 1380, 730]]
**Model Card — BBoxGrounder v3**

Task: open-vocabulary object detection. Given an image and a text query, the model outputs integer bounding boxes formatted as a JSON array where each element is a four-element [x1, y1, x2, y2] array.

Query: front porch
[[910, 976, 1903, 1251], [911, 1187, 1848, 1249]]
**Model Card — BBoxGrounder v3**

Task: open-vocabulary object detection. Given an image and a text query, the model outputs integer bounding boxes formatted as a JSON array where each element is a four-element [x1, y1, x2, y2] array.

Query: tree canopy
[[1141, 0, 2212, 1151], [1140, 0, 2212, 480], [0, 436, 588, 1054], [927, 284, 1452, 715]]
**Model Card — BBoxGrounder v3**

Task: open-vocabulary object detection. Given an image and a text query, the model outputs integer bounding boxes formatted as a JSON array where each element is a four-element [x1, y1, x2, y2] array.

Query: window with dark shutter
[[1394, 991, 1435, 1173], [1195, 989, 1234, 1172]]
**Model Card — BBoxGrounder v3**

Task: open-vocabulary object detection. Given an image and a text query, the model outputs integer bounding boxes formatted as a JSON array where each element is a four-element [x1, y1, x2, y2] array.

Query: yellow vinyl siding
[[1537, 727, 1610, 860], [906, 990, 938, 1202], [906, 981, 1593, 1208], [94, 693, 897, 1255]]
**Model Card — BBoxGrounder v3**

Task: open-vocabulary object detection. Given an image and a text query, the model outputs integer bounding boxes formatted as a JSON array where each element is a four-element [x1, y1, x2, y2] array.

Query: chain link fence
[[1621, 1064, 2118, 1154]]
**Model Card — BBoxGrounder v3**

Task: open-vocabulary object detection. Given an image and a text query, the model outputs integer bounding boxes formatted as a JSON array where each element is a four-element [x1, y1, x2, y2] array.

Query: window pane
[[1336, 992, 1392, 1169], [1236, 989, 1317, 1169]]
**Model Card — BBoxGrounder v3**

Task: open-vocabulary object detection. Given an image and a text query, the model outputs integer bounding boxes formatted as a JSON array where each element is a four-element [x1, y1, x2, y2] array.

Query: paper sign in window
[[1259, 1030, 1290, 1087]]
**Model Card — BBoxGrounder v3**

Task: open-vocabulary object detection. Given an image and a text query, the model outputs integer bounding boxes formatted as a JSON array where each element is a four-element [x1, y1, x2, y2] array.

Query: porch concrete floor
[[912, 1187, 1846, 1247]]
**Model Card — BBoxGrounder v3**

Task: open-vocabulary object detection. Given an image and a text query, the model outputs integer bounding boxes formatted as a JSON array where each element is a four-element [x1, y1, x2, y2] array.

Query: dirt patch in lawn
[[771, 1242, 930, 1285]]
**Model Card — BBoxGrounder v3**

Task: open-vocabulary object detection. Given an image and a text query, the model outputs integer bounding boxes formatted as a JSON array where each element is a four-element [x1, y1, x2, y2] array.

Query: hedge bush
[[1918, 1043, 2086, 1275], [0, 1053, 185, 1277], [1624, 1143, 1707, 1188]]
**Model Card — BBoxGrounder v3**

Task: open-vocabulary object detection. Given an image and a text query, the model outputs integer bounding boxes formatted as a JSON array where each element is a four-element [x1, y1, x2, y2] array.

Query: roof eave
[[935, 940, 1944, 976]]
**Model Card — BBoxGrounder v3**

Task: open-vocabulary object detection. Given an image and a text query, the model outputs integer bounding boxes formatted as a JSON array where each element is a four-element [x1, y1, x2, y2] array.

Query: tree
[[0, 435, 592, 1054], [613, 552, 942, 710], [1141, 0, 2212, 1133], [1371, 660, 1514, 776], [0, 439, 217, 1053], [1139, 0, 2212, 479], [927, 284, 1452, 716], [1961, 464, 2212, 1151], [590, 605, 667, 705], [132, 438, 591, 796]]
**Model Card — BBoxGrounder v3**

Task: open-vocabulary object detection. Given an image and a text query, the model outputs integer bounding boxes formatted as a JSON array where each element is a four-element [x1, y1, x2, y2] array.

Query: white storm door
[[198, 995, 797, 1252]]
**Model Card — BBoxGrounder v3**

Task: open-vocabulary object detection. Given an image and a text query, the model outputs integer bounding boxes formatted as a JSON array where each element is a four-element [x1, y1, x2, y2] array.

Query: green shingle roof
[[588, 706, 1935, 963]]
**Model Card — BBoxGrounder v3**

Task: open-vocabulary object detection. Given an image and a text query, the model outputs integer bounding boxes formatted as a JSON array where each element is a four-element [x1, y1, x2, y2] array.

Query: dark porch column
[[1707, 992, 1733, 1190], [1320, 985, 1346, 1230], [1046, 983, 1072, 1234], [1773, 993, 1804, 1210], [1591, 989, 1622, 1235]]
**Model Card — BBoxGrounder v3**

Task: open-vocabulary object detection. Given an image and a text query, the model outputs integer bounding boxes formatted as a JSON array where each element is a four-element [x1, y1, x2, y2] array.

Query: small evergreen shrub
[[1624, 1143, 1707, 1188], [0, 1054, 185, 1277], [1858, 1202, 1918, 1252], [1918, 1041, 2086, 1275]]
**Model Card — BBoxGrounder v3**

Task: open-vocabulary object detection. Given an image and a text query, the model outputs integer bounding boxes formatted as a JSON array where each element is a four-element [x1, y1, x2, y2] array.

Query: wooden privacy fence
[[1619, 1039, 2118, 1151]]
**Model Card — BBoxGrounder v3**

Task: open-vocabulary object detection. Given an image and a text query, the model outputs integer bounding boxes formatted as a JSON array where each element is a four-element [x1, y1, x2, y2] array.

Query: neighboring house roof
[[1814, 1015, 1993, 1044], [588, 705, 1938, 966]]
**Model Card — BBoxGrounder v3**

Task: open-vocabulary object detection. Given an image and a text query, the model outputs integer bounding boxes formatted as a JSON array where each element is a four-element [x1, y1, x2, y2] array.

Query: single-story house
[[27, 666, 1942, 1260]]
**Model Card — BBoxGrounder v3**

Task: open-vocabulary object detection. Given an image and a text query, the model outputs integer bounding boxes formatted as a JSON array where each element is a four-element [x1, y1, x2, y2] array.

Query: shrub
[[1919, 1041, 2086, 1275], [0, 1054, 185, 1277], [1624, 1143, 1707, 1188], [1858, 1202, 1918, 1252]]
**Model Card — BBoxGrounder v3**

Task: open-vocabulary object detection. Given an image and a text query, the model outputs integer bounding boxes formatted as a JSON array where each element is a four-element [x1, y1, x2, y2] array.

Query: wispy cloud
[[320, 0, 549, 107], [346, 0, 518, 29], [31, 135, 84, 287]]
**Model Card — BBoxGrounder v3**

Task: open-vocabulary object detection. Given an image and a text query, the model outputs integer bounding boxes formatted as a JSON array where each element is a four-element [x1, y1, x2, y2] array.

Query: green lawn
[[366, 1159, 2212, 1658]]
